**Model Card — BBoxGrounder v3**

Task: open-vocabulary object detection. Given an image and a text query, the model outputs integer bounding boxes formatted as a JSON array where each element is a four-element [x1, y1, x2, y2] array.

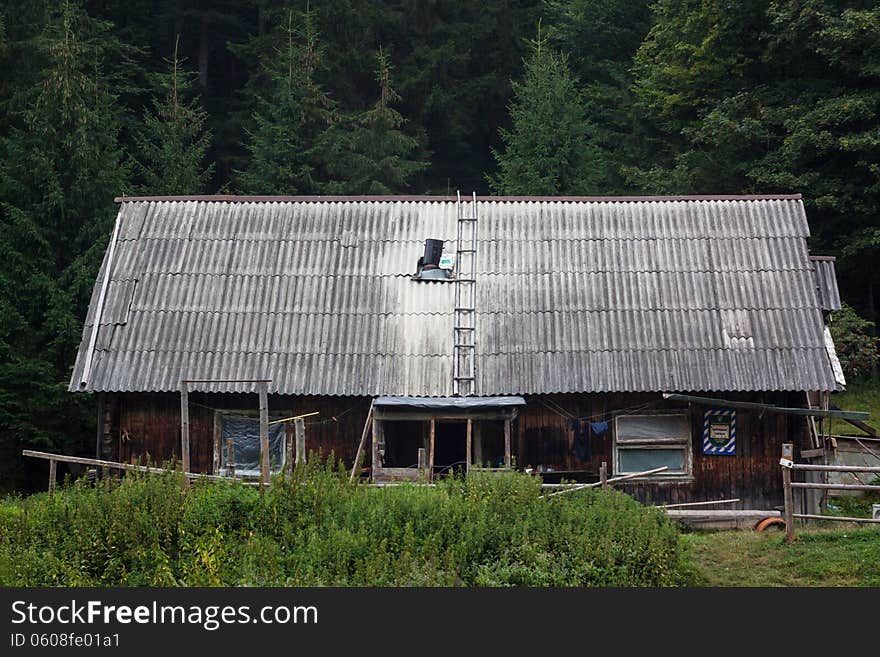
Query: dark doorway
[[434, 421, 467, 475], [382, 420, 425, 468]]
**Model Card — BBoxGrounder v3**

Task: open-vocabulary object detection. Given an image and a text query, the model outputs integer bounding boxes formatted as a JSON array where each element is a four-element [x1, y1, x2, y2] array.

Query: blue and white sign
[[703, 409, 736, 455]]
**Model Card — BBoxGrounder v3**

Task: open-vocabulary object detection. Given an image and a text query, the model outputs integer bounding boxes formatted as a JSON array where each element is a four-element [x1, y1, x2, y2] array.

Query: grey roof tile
[[70, 197, 838, 394]]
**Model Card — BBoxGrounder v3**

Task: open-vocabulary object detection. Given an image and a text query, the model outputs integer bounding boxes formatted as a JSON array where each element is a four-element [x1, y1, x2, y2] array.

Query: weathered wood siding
[[514, 392, 809, 509], [105, 391, 807, 508], [108, 392, 372, 472]]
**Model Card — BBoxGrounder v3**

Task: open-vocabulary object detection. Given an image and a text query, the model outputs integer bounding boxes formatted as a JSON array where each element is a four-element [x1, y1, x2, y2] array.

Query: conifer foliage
[[324, 48, 428, 194], [489, 30, 604, 195], [236, 8, 336, 195], [133, 37, 213, 195]]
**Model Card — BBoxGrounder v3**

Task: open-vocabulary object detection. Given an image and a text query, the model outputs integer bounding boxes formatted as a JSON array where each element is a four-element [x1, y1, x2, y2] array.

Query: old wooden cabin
[[69, 194, 845, 508]]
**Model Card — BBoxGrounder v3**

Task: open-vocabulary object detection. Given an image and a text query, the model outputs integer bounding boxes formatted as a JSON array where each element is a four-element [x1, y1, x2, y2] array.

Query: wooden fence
[[780, 442, 880, 541]]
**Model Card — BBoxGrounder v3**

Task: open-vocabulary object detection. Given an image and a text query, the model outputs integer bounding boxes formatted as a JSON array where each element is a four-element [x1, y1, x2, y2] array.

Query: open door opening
[[381, 420, 425, 468], [434, 421, 467, 476]]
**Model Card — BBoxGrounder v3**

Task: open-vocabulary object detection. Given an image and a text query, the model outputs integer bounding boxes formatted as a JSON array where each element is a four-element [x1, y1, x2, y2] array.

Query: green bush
[[0, 462, 687, 587], [830, 304, 879, 380]]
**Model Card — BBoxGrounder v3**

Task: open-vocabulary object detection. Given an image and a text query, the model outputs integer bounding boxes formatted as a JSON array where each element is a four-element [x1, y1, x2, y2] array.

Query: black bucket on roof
[[414, 238, 451, 280]]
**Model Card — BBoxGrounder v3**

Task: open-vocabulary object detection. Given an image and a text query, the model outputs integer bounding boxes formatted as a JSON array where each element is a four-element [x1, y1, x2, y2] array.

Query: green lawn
[[683, 526, 880, 586], [830, 378, 880, 435]]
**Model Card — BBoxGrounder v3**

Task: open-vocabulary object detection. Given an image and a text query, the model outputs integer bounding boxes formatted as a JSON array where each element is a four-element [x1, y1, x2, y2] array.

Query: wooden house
[[69, 194, 845, 507]]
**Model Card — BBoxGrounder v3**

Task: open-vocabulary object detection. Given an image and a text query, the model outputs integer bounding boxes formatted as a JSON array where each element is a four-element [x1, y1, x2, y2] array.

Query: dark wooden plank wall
[[111, 393, 372, 472], [514, 392, 810, 509], [108, 391, 808, 507]]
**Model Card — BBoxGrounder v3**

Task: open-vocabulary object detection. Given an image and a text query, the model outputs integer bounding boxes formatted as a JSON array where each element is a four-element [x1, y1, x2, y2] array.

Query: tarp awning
[[374, 396, 526, 410]]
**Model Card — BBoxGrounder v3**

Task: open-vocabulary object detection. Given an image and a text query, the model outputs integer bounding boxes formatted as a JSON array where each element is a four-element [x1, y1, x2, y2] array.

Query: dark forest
[[1, 0, 878, 489]]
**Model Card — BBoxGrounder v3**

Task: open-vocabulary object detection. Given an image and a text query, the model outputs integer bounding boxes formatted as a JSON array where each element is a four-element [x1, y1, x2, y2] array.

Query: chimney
[[414, 238, 451, 280]]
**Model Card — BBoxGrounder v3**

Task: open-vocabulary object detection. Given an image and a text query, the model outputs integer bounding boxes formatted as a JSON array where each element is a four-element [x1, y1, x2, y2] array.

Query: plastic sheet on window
[[618, 448, 686, 473], [616, 414, 689, 442], [219, 416, 286, 476]]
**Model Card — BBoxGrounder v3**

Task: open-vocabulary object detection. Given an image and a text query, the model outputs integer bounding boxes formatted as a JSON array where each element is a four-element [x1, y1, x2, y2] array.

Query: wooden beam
[[793, 513, 880, 524], [23, 449, 235, 481], [465, 418, 472, 473], [180, 382, 190, 474], [95, 392, 105, 461], [782, 443, 795, 542], [295, 417, 306, 466], [418, 447, 427, 483], [790, 463, 880, 473], [504, 418, 512, 468], [226, 437, 235, 478], [258, 381, 269, 488], [371, 415, 382, 481], [600, 461, 608, 490], [428, 418, 435, 483], [663, 393, 870, 420], [350, 403, 373, 483], [48, 459, 57, 496], [791, 482, 880, 492], [212, 411, 222, 476], [285, 422, 294, 478]]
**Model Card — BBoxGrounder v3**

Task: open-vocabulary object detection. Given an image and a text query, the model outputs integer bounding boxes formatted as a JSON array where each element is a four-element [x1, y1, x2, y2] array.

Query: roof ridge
[[114, 193, 804, 204]]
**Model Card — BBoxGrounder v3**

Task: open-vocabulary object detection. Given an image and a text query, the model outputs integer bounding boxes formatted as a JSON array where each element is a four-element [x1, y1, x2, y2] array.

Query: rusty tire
[[755, 517, 786, 533]]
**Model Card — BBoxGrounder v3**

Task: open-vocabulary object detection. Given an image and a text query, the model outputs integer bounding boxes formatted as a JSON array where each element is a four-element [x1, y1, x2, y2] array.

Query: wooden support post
[[517, 419, 525, 470], [418, 447, 427, 483], [295, 417, 306, 466], [600, 461, 608, 490], [95, 392, 105, 461], [258, 382, 269, 489], [371, 415, 382, 481], [504, 418, 512, 469], [428, 418, 435, 483], [225, 437, 235, 478], [350, 404, 373, 483], [212, 412, 222, 476], [466, 419, 472, 473], [180, 382, 190, 475], [782, 443, 795, 542], [48, 459, 57, 496], [285, 422, 294, 478]]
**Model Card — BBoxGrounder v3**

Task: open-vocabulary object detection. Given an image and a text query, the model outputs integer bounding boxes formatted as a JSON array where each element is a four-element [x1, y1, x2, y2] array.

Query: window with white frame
[[613, 413, 691, 477]]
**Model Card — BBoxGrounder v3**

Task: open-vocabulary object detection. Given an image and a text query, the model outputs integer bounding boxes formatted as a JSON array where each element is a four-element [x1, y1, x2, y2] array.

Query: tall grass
[[0, 461, 687, 586]]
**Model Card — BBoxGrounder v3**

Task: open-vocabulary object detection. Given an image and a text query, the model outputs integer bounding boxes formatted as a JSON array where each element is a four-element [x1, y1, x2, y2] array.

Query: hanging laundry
[[591, 420, 609, 436]]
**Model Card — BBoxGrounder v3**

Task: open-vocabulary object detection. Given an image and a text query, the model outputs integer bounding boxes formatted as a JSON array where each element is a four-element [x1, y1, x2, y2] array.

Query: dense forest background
[[1, 0, 878, 490]]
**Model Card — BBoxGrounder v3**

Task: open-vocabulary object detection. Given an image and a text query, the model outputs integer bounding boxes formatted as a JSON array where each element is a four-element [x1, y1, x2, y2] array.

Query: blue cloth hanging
[[591, 421, 609, 436]]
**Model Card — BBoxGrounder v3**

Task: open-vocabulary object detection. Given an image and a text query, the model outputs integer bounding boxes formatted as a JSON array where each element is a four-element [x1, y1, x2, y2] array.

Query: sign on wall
[[703, 409, 736, 455]]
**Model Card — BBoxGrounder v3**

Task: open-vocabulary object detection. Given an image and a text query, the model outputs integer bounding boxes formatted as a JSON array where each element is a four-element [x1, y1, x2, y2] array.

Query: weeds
[[0, 460, 686, 587]]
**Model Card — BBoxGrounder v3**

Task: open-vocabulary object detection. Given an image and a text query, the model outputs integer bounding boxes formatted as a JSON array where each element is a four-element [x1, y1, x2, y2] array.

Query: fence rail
[[781, 442, 880, 541], [22, 449, 236, 494], [542, 465, 668, 496]]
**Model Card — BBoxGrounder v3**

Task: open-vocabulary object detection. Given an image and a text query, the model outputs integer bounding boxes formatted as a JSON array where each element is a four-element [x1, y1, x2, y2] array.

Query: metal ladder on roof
[[453, 191, 478, 396]]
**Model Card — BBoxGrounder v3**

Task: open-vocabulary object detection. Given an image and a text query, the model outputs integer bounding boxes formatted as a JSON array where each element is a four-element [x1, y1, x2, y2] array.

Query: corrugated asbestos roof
[[70, 196, 840, 395], [810, 256, 842, 311]]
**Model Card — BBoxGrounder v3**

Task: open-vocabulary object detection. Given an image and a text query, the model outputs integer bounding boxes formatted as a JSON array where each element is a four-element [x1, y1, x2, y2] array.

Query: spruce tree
[[0, 0, 132, 488], [324, 48, 428, 194], [236, 8, 336, 195], [488, 31, 604, 195], [133, 37, 214, 194]]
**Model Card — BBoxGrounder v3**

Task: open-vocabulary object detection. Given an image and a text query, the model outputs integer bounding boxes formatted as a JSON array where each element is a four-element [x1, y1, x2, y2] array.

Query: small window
[[614, 413, 691, 477], [219, 415, 286, 477]]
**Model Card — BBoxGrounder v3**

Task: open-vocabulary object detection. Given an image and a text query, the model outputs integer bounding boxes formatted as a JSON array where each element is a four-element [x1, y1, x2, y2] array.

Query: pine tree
[[324, 48, 428, 194], [543, 0, 653, 192], [488, 30, 604, 195], [133, 36, 214, 194], [235, 8, 336, 195]]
